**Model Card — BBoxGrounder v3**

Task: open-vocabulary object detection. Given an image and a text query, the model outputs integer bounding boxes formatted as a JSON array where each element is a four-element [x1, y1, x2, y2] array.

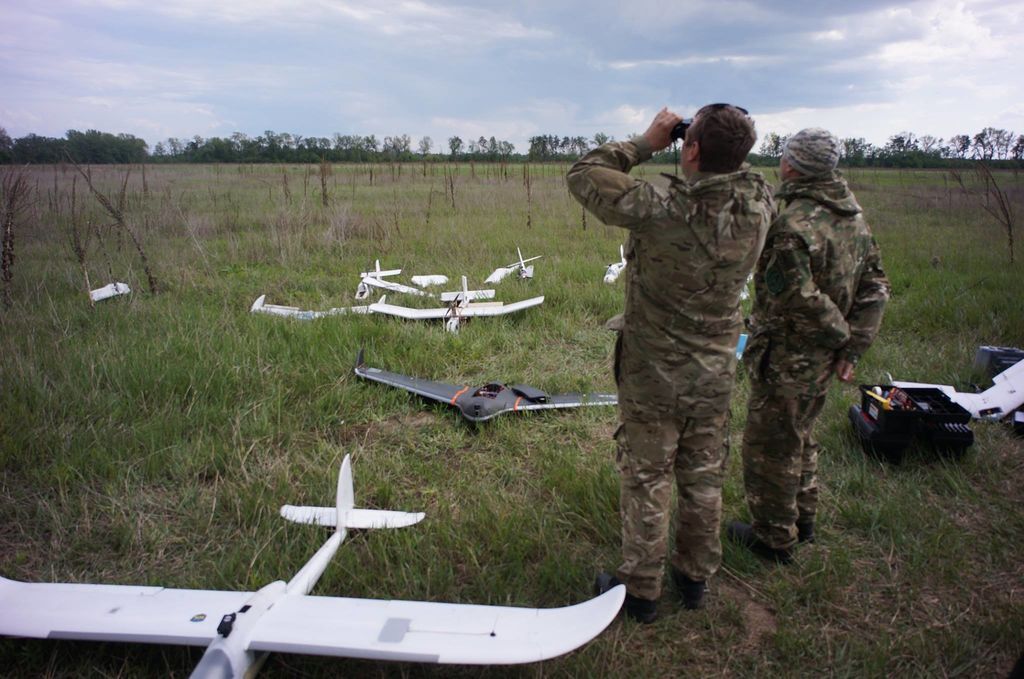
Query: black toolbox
[[972, 345, 1024, 380], [850, 385, 973, 462], [849, 404, 913, 462]]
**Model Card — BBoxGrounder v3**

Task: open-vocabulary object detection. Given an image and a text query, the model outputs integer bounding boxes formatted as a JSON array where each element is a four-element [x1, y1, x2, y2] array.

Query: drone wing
[[251, 295, 371, 320], [246, 586, 625, 665], [457, 296, 545, 317], [354, 349, 465, 406], [510, 392, 619, 412], [367, 298, 449, 320], [484, 266, 515, 284], [361, 277, 433, 297], [0, 576, 249, 647]]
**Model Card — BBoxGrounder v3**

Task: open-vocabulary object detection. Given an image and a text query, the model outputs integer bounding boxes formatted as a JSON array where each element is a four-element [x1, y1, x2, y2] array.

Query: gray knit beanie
[[783, 127, 840, 176]]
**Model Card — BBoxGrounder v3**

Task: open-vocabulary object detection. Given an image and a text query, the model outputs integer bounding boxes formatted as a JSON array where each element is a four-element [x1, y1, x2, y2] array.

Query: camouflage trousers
[[741, 338, 836, 550], [614, 410, 730, 601]]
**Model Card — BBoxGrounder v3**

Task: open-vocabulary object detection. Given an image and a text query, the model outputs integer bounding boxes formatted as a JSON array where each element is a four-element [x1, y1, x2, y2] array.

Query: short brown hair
[[684, 105, 756, 173]]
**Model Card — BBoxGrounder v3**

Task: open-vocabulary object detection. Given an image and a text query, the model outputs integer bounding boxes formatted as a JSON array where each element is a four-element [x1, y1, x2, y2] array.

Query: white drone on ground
[[250, 294, 370, 320], [354, 260, 428, 300], [370, 276, 544, 333], [485, 247, 541, 284], [603, 245, 627, 284], [89, 281, 131, 302], [0, 456, 624, 677]]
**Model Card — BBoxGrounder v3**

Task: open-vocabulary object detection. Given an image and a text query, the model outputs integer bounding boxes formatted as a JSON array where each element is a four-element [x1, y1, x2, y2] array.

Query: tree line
[[2, 125, 1023, 168], [756, 128, 1024, 168], [1, 128, 149, 164]]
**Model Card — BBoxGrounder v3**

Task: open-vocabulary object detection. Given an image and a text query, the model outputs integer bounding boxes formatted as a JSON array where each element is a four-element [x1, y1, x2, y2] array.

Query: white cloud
[[811, 29, 845, 42], [73, 0, 553, 44], [599, 0, 773, 34], [424, 100, 588, 151], [754, 103, 898, 144], [4, 93, 227, 141], [874, 2, 1008, 64], [607, 55, 766, 70], [592, 105, 648, 127], [11, 57, 215, 97]]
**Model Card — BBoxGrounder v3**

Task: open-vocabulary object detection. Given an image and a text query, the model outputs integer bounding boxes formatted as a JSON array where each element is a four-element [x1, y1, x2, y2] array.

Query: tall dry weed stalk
[[391, 187, 401, 235], [66, 176, 94, 305], [319, 158, 330, 208], [70, 159, 160, 293], [950, 164, 1016, 264], [425, 180, 435, 229], [49, 166, 61, 215], [445, 166, 456, 210], [524, 164, 533, 229], [1, 170, 32, 310], [282, 168, 292, 204]]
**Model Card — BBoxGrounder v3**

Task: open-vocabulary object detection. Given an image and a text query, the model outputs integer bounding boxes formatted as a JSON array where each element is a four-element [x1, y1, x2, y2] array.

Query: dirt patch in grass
[[332, 411, 437, 446], [718, 579, 779, 651]]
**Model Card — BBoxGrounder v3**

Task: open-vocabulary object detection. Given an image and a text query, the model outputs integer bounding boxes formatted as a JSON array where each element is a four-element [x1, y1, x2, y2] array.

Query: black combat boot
[[797, 520, 815, 544], [726, 521, 793, 564], [594, 572, 657, 624], [670, 568, 707, 610]]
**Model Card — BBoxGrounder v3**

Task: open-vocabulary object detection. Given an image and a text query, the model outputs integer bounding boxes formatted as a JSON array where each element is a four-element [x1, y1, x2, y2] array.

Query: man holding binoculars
[[568, 104, 773, 622]]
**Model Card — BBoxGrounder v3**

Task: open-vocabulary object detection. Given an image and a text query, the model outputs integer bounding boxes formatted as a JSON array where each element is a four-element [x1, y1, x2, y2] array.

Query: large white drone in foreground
[[0, 456, 624, 677]]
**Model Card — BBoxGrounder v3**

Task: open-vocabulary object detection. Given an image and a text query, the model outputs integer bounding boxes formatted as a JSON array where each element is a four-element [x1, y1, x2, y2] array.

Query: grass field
[[1, 161, 1022, 677]]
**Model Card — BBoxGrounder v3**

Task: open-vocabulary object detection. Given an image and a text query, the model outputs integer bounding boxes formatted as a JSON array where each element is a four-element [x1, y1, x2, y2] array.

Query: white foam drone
[[0, 456, 624, 677], [250, 294, 371, 320], [603, 246, 627, 284], [485, 247, 541, 284], [370, 276, 544, 333], [354, 260, 408, 300], [410, 275, 448, 287], [90, 281, 131, 302]]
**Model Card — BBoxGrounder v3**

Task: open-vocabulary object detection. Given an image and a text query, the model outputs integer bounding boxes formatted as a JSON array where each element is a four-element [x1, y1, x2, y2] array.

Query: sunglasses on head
[[670, 103, 749, 141]]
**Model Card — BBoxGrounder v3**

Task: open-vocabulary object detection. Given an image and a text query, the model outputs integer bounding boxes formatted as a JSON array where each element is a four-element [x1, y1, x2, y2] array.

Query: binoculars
[[670, 118, 693, 142]]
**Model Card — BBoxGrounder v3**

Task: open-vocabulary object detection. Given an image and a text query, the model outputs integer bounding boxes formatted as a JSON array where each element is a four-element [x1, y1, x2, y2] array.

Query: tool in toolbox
[[849, 384, 973, 463]]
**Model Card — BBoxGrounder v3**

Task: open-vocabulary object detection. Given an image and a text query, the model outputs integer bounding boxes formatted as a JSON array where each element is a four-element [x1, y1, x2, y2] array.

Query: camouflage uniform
[[742, 170, 889, 550], [567, 138, 774, 600]]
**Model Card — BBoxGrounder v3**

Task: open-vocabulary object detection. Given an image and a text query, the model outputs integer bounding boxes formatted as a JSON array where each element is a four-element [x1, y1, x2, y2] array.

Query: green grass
[[1, 162, 1022, 677]]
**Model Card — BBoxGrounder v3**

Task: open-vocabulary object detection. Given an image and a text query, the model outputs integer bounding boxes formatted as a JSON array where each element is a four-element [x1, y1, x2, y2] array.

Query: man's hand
[[642, 107, 683, 153], [835, 359, 856, 383]]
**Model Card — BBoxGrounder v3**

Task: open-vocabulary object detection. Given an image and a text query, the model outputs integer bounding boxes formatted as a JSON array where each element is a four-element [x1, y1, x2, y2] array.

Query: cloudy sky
[[2, 0, 1022, 153]]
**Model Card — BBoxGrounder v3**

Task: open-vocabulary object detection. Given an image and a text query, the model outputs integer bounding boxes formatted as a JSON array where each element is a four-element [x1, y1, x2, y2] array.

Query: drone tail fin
[[282, 457, 424, 594], [279, 455, 424, 530]]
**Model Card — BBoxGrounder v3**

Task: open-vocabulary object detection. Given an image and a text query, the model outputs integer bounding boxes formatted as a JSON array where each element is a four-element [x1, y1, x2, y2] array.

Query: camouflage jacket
[[749, 171, 889, 363], [567, 138, 774, 418]]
